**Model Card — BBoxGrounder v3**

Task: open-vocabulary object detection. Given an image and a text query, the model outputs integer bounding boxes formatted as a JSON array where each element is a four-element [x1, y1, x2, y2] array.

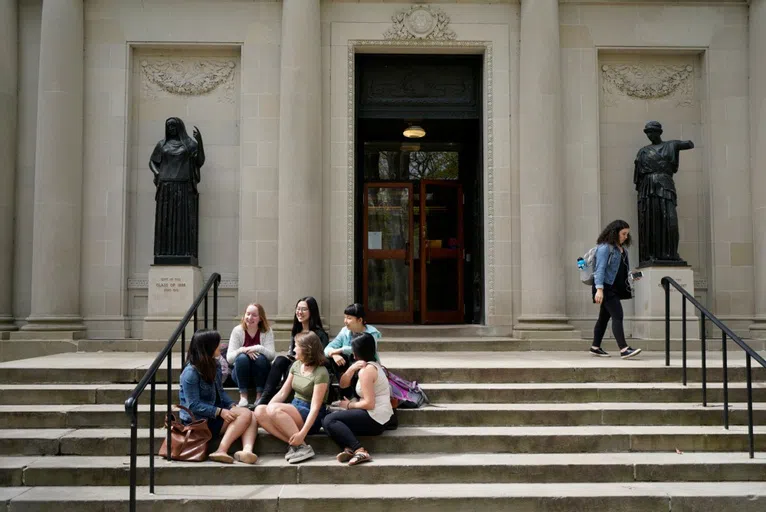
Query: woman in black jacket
[[254, 296, 329, 406]]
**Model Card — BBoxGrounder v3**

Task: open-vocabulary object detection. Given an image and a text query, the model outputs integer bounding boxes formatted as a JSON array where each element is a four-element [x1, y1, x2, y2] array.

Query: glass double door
[[363, 181, 464, 324]]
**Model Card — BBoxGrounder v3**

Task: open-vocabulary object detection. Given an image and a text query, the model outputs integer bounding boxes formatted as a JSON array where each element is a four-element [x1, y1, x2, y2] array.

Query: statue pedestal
[[632, 266, 700, 340], [143, 265, 203, 341]]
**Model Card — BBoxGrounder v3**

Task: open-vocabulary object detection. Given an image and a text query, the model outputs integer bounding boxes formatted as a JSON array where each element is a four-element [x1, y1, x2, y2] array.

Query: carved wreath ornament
[[601, 64, 694, 105], [141, 59, 237, 102], [384, 5, 456, 41]]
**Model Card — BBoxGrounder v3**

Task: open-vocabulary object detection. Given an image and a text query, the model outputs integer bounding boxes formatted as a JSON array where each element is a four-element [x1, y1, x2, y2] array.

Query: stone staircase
[[0, 340, 765, 510]]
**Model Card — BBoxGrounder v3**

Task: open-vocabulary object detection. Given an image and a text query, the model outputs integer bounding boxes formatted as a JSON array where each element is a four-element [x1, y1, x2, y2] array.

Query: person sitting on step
[[254, 296, 329, 406], [254, 331, 330, 464], [179, 329, 259, 464], [322, 332, 393, 466], [324, 303, 381, 396], [226, 303, 276, 407]]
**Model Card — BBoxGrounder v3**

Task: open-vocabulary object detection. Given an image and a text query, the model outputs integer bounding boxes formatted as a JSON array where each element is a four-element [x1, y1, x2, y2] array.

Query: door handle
[[404, 241, 410, 266]]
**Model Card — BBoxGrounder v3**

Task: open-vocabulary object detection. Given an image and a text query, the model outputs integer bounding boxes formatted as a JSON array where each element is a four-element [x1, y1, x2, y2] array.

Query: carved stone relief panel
[[601, 63, 694, 107], [384, 5, 457, 41], [140, 57, 237, 103]]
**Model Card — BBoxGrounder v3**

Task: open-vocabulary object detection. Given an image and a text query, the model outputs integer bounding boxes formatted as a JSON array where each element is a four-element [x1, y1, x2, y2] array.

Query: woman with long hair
[[322, 332, 393, 466], [226, 303, 275, 407], [254, 331, 329, 464], [591, 220, 642, 359], [179, 329, 259, 464], [254, 296, 329, 406]]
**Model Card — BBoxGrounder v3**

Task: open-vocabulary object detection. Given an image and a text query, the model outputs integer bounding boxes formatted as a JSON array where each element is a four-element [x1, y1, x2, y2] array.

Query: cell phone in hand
[[631, 271, 643, 279]]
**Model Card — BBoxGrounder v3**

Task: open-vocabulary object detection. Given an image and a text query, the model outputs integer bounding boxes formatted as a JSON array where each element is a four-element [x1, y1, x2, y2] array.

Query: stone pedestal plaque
[[143, 266, 203, 341], [632, 266, 700, 340]]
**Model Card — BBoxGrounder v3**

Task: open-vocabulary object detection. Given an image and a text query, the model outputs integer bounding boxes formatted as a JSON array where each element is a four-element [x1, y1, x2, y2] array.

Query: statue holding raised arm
[[149, 117, 205, 265], [633, 121, 694, 266]]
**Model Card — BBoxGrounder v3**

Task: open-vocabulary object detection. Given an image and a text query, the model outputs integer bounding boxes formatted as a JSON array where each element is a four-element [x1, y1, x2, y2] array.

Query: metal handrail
[[124, 272, 221, 512], [662, 276, 765, 458]]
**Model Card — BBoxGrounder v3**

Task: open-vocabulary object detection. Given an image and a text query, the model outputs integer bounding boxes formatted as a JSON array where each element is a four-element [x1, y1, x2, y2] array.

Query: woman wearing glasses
[[254, 297, 329, 406]]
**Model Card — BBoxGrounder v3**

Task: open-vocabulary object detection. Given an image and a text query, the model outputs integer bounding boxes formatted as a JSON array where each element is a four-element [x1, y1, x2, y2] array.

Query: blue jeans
[[291, 398, 327, 435], [232, 353, 271, 393]]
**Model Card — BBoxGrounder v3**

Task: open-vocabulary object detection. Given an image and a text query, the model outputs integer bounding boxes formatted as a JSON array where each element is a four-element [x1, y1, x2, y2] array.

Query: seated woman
[[322, 332, 393, 466], [254, 296, 329, 406], [324, 303, 381, 386], [179, 329, 259, 464], [254, 331, 329, 464], [226, 303, 275, 407]]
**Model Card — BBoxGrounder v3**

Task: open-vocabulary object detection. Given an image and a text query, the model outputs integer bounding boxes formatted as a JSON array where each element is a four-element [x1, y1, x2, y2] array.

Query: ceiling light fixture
[[403, 124, 426, 139]]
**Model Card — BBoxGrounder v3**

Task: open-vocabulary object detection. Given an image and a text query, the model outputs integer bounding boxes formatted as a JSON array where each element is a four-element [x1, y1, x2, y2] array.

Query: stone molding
[[140, 58, 237, 102], [346, 40, 494, 315], [128, 277, 238, 289], [384, 5, 457, 41], [601, 63, 694, 106]]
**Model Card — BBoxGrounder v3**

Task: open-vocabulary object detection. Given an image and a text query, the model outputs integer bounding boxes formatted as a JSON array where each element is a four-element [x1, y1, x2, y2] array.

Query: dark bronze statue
[[633, 121, 693, 266], [150, 117, 205, 265]]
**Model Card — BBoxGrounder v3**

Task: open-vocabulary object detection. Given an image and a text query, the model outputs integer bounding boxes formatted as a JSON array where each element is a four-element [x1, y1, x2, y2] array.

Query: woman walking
[[591, 220, 642, 359]]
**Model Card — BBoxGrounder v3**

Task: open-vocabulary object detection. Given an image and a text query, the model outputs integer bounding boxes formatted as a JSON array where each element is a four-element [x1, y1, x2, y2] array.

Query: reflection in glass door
[[420, 181, 464, 324], [363, 183, 414, 323]]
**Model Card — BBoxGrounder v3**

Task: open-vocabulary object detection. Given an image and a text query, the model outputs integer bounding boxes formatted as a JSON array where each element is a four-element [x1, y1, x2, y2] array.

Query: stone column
[[0, 0, 17, 335], [276, 0, 322, 317], [20, 0, 85, 336], [751, 0, 766, 336], [516, 0, 573, 337]]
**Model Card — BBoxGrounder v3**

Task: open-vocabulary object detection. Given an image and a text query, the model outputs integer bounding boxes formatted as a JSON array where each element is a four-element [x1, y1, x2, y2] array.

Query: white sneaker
[[288, 444, 315, 464], [237, 397, 249, 407]]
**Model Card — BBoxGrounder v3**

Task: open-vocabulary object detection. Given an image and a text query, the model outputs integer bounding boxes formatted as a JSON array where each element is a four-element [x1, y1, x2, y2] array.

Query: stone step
[[2, 453, 765, 487], [3, 482, 766, 511], [2, 425, 764, 457], [3, 382, 764, 406], [0, 403, 764, 429], [0, 351, 763, 384]]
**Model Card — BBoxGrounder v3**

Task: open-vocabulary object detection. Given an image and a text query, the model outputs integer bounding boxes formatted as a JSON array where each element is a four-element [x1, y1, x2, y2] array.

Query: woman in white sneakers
[[322, 332, 393, 465], [591, 220, 642, 359], [226, 303, 275, 407], [254, 331, 329, 463]]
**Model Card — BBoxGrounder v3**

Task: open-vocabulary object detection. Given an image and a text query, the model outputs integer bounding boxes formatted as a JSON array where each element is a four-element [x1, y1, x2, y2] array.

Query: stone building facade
[[0, 0, 764, 340]]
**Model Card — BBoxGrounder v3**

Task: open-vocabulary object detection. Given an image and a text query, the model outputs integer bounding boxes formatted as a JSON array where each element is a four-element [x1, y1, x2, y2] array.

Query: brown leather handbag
[[157, 405, 212, 462]]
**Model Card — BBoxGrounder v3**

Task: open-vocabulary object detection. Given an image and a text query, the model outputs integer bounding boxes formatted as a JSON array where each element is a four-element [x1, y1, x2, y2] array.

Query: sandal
[[234, 451, 258, 464], [208, 451, 234, 464], [336, 448, 354, 463], [348, 450, 372, 466]]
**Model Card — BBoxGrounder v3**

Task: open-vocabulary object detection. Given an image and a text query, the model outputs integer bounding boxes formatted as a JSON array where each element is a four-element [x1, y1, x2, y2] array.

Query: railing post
[[213, 279, 219, 330], [682, 296, 687, 386], [721, 332, 729, 430], [664, 278, 670, 367], [193, 309, 198, 333], [204, 294, 209, 329], [746, 354, 754, 459], [129, 403, 138, 512], [166, 353, 172, 461], [149, 375, 156, 493], [700, 313, 707, 407], [181, 330, 186, 369]]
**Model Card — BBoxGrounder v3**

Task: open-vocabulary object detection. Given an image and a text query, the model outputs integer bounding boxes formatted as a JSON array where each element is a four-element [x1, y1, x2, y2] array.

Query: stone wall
[[79, 0, 282, 338], [560, 1, 752, 336]]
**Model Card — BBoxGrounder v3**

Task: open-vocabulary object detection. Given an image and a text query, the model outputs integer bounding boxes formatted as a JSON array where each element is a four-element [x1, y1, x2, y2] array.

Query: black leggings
[[259, 355, 293, 403], [593, 293, 628, 350], [322, 409, 386, 452]]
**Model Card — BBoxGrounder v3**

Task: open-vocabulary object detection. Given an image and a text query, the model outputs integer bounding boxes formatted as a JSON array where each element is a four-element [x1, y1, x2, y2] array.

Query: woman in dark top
[[254, 296, 329, 406], [591, 220, 643, 359]]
